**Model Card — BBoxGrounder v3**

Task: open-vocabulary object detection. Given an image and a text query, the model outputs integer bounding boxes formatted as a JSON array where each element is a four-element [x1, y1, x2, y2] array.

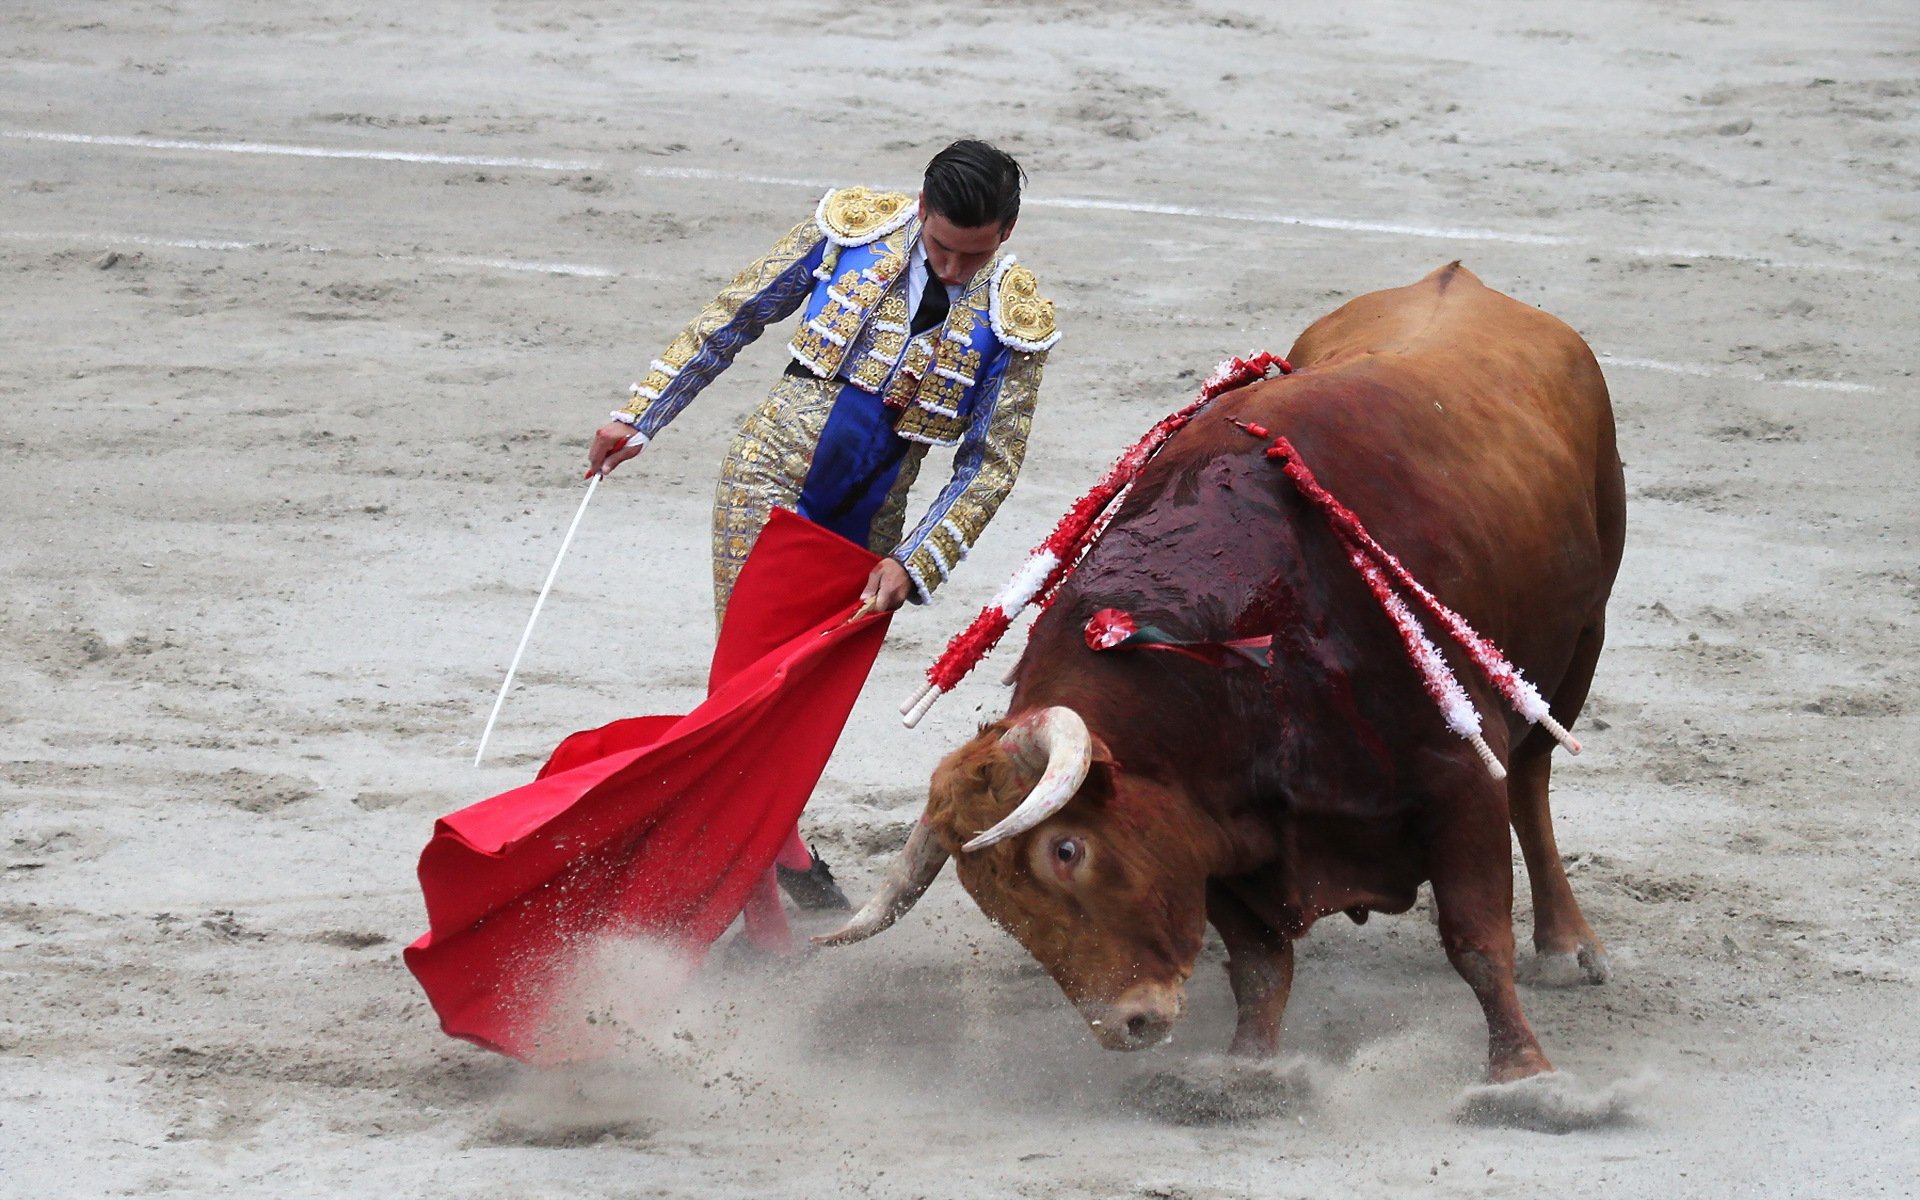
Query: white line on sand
[[4, 229, 1877, 392], [422, 255, 617, 278], [6, 132, 1886, 393], [1, 230, 275, 253], [9, 127, 1877, 270], [3, 129, 601, 171], [1596, 354, 1880, 394], [2, 230, 617, 278], [1028, 194, 1574, 246], [637, 164, 837, 190]]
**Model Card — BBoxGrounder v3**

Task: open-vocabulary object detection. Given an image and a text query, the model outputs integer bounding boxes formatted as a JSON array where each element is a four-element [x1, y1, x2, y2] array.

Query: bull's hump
[[1287, 263, 1557, 370]]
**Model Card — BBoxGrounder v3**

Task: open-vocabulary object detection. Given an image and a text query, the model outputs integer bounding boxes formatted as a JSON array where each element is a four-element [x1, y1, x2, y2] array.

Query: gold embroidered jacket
[[621, 186, 1059, 601]]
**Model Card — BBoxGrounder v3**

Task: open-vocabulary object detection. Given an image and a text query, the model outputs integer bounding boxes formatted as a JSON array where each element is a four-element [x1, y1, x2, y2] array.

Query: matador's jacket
[[618, 187, 1058, 608]]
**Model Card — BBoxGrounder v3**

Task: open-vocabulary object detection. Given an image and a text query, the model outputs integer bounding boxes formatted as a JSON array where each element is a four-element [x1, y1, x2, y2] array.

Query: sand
[[2, 1, 1916, 1196]]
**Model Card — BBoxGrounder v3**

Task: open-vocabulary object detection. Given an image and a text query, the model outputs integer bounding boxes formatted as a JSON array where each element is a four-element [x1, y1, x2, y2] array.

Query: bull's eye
[[1036, 832, 1089, 884]]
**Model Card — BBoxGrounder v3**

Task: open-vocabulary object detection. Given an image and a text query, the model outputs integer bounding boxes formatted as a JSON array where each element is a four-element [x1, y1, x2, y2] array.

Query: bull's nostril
[[1126, 1014, 1151, 1040]]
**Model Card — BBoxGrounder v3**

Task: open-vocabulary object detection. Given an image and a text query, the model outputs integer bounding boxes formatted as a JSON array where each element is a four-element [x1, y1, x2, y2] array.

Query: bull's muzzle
[[1083, 980, 1186, 1051]]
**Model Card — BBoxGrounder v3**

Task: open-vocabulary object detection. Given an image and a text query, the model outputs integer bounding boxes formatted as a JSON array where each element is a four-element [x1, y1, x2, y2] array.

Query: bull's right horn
[[961, 706, 1093, 852], [810, 817, 949, 947]]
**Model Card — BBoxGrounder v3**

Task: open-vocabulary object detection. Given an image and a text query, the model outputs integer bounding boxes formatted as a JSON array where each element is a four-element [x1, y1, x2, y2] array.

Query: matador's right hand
[[587, 422, 647, 479]]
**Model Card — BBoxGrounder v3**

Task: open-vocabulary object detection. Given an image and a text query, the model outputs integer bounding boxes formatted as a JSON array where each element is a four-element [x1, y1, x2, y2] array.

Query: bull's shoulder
[[988, 257, 1060, 352], [815, 186, 915, 246]]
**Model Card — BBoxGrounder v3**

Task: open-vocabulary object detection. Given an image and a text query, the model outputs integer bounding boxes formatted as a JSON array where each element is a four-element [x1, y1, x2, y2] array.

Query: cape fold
[[403, 508, 889, 1062]]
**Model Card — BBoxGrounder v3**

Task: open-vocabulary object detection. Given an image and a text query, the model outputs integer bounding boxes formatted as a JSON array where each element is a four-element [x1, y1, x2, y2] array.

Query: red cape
[[404, 508, 890, 1062]]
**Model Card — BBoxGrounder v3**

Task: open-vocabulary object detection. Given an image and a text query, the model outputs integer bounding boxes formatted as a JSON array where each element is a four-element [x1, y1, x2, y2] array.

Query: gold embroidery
[[819, 187, 914, 244], [711, 374, 839, 624], [629, 329, 702, 401], [851, 291, 912, 392], [873, 249, 908, 285], [893, 404, 967, 447], [901, 297, 986, 416], [899, 349, 1046, 598], [916, 342, 981, 418], [883, 333, 939, 409], [925, 522, 957, 568], [661, 330, 699, 371], [946, 302, 979, 340], [789, 322, 837, 375], [991, 263, 1059, 351], [788, 248, 908, 379]]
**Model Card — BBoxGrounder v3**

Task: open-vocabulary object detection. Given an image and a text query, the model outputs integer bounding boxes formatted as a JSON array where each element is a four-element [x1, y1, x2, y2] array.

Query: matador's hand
[[586, 422, 646, 478], [861, 558, 911, 614]]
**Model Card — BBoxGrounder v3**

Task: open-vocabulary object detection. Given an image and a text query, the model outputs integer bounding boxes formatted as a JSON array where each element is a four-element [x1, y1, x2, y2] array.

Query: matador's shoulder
[[988, 256, 1061, 353], [814, 186, 916, 247]]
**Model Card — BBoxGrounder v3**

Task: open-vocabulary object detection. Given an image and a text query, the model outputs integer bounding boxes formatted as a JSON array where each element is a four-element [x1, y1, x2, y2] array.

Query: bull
[[821, 263, 1624, 1084]]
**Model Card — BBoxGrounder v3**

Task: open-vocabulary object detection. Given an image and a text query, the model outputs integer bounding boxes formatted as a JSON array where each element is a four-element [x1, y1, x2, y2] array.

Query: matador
[[584, 140, 1058, 911]]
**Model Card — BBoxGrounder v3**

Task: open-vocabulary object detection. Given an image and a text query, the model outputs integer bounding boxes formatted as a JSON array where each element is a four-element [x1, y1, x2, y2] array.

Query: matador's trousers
[[710, 373, 930, 624]]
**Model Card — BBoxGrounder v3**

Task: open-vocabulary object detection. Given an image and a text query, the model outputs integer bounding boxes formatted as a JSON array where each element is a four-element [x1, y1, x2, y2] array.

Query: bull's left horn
[[811, 817, 950, 947], [961, 706, 1093, 852]]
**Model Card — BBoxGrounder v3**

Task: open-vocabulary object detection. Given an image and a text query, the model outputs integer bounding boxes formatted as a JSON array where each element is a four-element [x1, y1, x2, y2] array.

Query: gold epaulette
[[814, 186, 916, 247], [988, 258, 1060, 353]]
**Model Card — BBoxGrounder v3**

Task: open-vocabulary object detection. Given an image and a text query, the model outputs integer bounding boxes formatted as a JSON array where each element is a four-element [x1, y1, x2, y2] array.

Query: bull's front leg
[[1427, 754, 1554, 1084], [1206, 882, 1295, 1058]]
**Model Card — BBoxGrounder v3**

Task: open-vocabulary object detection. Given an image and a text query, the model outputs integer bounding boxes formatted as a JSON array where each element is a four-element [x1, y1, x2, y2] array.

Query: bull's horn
[[961, 706, 1093, 852], [810, 817, 950, 947]]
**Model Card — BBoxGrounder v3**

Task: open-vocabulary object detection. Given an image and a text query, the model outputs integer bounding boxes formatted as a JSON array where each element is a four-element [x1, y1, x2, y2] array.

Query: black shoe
[[777, 846, 853, 912]]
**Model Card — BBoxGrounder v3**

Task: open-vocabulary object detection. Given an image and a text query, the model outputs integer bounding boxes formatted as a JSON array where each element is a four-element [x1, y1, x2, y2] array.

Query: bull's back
[[1026, 265, 1622, 780], [1239, 263, 1623, 679]]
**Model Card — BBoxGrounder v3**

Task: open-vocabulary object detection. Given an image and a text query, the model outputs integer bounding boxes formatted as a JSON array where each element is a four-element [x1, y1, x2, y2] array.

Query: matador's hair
[[923, 140, 1025, 230]]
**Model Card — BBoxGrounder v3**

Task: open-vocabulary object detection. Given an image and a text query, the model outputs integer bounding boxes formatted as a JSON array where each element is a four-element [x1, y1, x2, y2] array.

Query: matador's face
[[918, 196, 1014, 288]]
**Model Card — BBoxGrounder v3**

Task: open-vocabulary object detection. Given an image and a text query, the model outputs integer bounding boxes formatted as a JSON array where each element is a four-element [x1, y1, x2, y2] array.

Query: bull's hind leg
[[1429, 760, 1553, 1083], [1509, 750, 1608, 984], [1510, 622, 1609, 985], [1207, 883, 1295, 1059]]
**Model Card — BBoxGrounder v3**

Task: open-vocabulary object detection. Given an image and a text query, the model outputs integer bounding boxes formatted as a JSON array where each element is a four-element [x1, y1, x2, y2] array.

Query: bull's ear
[[926, 724, 1015, 834], [1090, 734, 1117, 766]]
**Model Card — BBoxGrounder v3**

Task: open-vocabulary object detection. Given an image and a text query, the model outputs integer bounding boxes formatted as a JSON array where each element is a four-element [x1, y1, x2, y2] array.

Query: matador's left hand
[[861, 558, 911, 614]]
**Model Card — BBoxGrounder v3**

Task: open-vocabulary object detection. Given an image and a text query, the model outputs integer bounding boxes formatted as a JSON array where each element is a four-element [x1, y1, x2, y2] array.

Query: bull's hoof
[[1520, 941, 1610, 987], [1226, 1029, 1281, 1059], [1453, 1070, 1641, 1133]]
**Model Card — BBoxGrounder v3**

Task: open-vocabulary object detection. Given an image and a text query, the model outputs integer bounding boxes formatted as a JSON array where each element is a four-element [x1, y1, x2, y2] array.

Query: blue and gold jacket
[[620, 186, 1059, 601]]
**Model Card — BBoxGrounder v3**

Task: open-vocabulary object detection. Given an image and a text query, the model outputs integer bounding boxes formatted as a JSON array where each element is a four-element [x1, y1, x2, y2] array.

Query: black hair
[[922, 140, 1025, 230]]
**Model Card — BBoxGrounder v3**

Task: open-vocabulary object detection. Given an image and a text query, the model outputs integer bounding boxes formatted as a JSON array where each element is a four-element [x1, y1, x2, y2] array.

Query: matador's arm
[[891, 346, 1047, 603], [617, 217, 828, 439]]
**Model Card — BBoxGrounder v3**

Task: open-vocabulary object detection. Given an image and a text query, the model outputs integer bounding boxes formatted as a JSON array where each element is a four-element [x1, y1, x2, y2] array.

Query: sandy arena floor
[[2, 1, 1917, 1196]]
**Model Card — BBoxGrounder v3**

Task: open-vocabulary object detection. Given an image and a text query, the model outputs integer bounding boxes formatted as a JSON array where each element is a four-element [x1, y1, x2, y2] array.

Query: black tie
[[910, 269, 951, 335]]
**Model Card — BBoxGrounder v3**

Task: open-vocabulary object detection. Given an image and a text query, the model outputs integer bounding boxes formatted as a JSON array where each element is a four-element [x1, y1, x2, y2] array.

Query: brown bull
[[821, 264, 1625, 1084]]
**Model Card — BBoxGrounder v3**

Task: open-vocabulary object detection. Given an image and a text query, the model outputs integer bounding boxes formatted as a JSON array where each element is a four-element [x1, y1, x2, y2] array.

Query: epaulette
[[988, 257, 1060, 352], [814, 186, 916, 247]]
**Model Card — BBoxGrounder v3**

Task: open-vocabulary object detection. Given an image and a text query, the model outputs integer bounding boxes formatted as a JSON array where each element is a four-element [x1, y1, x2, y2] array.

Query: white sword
[[473, 433, 642, 766]]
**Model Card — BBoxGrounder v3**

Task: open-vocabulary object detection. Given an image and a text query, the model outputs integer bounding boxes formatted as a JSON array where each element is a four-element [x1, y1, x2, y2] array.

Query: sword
[[473, 431, 643, 766]]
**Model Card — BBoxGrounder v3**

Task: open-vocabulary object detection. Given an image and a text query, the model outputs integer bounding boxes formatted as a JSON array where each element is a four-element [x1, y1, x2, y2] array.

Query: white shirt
[[905, 239, 962, 324]]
